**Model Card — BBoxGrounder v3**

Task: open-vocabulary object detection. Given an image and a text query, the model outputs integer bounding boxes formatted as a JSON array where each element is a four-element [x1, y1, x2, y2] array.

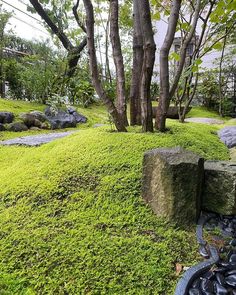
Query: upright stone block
[[202, 161, 236, 215], [142, 147, 204, 225]]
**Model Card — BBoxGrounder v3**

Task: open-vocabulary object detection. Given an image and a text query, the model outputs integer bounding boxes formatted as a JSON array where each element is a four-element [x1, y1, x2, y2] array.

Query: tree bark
[[155, 0, 181, 131], [177, 1, 216, 122], [218, 31, 227, 117], [138, 0, 156, 132], [83, 0, 127, 132], [110, 0, 129, 126], [129, 0, 143, 125], [169, 0, 201, 99]]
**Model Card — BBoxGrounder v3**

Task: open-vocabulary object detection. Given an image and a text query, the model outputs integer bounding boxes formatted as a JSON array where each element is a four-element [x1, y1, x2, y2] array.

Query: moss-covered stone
[[142, 147, 204, 225], [202, 161, 236, 215]]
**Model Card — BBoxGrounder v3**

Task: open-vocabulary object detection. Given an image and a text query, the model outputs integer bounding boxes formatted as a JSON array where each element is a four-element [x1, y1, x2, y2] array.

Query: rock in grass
[[0, 123, 6, 131], [202, 161, 236, 215], [0, 112, 14, 124], [8, 122, 28, 132], [45, 107, 77, 129], [142, 147, 204, 225], [218, 126, 236, 148], [20, 113, 43, 128]]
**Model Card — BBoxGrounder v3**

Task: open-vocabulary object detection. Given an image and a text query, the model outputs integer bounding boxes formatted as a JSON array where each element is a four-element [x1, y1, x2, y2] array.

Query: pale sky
[[1, 0, 51, 42], [2, 0, 221, 70]]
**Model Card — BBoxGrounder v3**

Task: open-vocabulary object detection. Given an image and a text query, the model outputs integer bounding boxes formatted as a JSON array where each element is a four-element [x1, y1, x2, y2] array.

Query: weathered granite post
[[202, 161, 236, 215], [142, 147, 204, 225]]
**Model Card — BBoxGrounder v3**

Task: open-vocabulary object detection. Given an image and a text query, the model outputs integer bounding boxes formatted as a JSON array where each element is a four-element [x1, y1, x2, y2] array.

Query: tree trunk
[[138, 0, 156, 132], [169, 0, 201, 99], [110, 0, 129, 126], [0, 30, 5, 98], [130, 0, 143, 125], [83, 0, 127, 132], [155, 0, 181, 131], [218, 32, 227, 117]]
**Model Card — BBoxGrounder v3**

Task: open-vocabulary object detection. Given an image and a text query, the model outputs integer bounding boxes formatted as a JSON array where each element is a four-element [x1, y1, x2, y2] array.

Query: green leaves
[[170, 52, 180, 61]]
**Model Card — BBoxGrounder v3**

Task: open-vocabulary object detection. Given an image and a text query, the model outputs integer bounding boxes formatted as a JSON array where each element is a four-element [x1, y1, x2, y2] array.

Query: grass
[[187, 106, 228, 120], [0, 98, 231, 293], [0, 114, 229, 294]]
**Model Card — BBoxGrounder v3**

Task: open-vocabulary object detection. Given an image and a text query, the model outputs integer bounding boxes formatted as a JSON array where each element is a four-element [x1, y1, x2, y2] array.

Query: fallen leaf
[[175, 263, 183, 276]]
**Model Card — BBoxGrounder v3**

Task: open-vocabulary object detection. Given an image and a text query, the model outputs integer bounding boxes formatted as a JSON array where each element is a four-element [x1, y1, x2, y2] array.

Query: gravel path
[[185, 117, 224, 124], [0, 131, 76, 147]]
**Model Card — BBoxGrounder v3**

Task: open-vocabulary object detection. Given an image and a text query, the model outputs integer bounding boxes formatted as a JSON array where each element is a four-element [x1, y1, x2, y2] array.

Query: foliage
[[67, 59, 95, 107], [197, 71, 219, 109], [0, 102, 229, 293], [187, 106, 227, 120], [4, 38, 59, 103]]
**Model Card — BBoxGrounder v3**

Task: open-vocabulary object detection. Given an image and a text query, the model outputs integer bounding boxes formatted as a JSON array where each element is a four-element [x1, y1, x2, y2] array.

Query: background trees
[[1, 0, 235, 131], [0, 5, 11, 98]]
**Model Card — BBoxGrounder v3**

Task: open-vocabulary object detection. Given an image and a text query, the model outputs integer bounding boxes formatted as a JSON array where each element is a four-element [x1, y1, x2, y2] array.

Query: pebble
[[215, 273, 226, 286], [189, 288, 202, 295], [225, 274, 236, 287], [229, 254, 236, 263], [199, 246, 210, 259], [187, 213, 236, 294], [214, 281, 228, 294], [200, 278, 214, 292]]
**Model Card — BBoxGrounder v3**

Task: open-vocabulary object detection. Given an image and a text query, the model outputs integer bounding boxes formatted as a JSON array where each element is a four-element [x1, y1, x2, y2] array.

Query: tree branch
[[29, 0, 73, 50], [72, 0, 86, 33], [169, 0, 201, 99]]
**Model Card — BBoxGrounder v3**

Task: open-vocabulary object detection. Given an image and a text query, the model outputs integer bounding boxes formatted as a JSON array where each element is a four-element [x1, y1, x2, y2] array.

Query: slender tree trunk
[[155, 0, 181, 131], [83, 0, 127, 132], [130, 0, 143, 125], [138, 0, 156, 132], [110, 0, 129, 126], [105, 16, 112, 84], [219, 31, 227, 117], [0, 30, 5, 98]]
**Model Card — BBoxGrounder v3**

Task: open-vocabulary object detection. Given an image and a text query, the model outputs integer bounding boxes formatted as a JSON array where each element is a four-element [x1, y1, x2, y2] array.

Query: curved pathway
[[0, 131, 76, 147], [185, 117, 224, 124]]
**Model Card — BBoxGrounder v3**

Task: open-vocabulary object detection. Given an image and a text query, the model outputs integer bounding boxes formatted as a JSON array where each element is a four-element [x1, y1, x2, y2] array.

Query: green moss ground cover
[[187, 106, 228, 120], [0, 118, 229, 294]]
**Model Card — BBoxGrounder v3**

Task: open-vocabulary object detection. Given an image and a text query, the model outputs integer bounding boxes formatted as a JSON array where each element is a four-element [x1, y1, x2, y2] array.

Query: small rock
[[202, 271, 214, 280], [67, 106, 76, 114], [8, 122, 28, 132], [199, 246, 210, 259], [229, 253, 236, 263], [29, 127, 41, 131], [226, 269, 236, 276], [225, 274, 236, 287], [230, 239, 236, 247], [29, 111, 47, 122], [200, 278, 214, 292], [215, 273, 226, 286], [189, 288, 202, 295], [72, 111, 87, 123], [214, 281, 228, 294], [0, 123, 6, 131], [0, 111, 14, 123], [192, 278, 201, 288], [19, 113, 44, 128]]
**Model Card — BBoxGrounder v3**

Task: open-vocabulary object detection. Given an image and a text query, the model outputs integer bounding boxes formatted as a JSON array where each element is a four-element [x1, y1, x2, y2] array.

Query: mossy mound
[[0, 123, 229, 294]]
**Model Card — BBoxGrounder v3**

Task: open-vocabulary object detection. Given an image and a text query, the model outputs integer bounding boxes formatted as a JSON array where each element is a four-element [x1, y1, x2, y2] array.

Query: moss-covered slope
[[0, 123, 229, 294]]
